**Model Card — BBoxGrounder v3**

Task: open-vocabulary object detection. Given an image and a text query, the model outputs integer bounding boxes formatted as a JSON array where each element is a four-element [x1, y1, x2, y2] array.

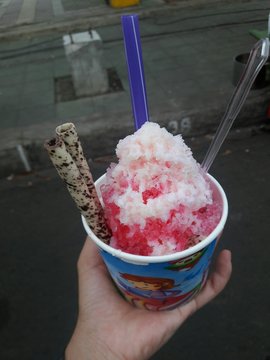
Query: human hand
[[66, 238, 232, 360]]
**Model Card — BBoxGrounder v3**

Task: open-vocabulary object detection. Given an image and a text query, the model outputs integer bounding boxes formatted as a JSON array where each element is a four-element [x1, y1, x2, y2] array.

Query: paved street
[[0, 0, 105, 26], [0, 0, 164, 28], [0, 126, 270, 359]]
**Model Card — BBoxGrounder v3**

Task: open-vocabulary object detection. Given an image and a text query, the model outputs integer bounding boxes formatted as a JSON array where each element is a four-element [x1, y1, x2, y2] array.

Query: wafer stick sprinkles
[[44, 124, 111, 244]]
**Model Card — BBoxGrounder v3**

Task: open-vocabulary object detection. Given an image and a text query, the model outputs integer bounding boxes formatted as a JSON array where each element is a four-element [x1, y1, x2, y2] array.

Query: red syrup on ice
[[102, 185, 221, 256]]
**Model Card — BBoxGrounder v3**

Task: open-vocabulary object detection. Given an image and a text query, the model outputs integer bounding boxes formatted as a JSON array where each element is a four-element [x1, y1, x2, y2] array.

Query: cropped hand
[[66, 238, 232, 360]]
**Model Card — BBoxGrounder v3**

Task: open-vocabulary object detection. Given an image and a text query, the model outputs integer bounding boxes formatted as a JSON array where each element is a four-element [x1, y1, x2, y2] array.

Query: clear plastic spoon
[[201, 38, 270, 173]]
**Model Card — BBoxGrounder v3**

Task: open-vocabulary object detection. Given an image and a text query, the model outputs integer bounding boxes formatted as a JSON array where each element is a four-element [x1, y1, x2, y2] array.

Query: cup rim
[[82, 173, 228, 264]]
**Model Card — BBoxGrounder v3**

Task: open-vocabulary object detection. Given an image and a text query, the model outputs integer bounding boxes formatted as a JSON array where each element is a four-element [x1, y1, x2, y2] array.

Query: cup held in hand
[[82, 174, 228, 311]]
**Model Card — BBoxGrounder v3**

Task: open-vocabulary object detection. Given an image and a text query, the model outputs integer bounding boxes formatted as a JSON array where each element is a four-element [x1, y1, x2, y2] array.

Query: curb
[[1, 86, 269, 179]]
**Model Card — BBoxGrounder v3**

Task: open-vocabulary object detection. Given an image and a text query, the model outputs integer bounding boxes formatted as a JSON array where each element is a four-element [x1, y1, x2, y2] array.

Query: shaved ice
[[101, 122, 221, 256]]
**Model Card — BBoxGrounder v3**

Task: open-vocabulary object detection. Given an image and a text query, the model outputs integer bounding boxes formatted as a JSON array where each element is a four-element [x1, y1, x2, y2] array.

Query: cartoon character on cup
[[117, 273, 198, 310]]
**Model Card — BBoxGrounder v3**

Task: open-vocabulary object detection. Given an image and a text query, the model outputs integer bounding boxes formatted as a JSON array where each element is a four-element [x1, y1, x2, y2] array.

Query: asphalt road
[[0, 125, 270, 360]]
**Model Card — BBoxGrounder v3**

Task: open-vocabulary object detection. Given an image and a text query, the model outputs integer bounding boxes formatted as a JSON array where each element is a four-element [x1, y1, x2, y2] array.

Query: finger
[[170, 249, 232, 324], [77, 237, 104, 274], [78, 237, 125, 312], [77, 237, 122, 300], [194, 249, 232, 309]]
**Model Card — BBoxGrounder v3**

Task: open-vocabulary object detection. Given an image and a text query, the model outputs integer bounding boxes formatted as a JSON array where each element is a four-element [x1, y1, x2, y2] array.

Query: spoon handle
[[201, 38, 269, 173]]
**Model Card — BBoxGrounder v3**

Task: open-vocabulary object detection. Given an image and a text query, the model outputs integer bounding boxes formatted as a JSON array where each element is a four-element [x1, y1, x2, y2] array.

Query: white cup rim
[[82, 173, 228, 264]]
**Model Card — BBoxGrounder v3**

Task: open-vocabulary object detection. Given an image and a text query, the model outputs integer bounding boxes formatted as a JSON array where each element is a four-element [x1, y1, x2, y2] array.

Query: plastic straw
[[122, 14, 149, 130]]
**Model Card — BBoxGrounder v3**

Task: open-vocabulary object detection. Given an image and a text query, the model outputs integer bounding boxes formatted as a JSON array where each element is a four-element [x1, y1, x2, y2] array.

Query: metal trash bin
[[233, 53, 270, 89]]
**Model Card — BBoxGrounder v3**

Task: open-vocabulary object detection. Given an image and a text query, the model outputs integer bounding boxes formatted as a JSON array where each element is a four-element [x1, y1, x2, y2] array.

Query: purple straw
[[122, 14, 149, 130]]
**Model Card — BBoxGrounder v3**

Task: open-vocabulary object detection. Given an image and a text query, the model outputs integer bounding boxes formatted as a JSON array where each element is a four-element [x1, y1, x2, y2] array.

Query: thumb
[[170, 249, 232, 323]]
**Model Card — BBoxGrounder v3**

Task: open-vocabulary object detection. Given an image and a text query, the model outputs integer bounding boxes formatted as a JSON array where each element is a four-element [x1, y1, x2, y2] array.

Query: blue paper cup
[[82, 174, 228, 311]]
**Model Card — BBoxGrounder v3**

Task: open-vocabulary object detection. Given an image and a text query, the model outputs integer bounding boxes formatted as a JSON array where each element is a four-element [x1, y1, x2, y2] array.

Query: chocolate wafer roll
[[55, 123, 94, 190], [55, 123, 109, 237], [44, 137, 110, 243]]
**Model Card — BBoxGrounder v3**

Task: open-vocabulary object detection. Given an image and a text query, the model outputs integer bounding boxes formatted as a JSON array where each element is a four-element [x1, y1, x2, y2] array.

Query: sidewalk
[[0, 0, 246, 34], [0, 0, 270, 177]]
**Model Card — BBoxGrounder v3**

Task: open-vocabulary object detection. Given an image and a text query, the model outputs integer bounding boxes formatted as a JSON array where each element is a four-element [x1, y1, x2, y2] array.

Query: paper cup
[[82, 174, 228, 311]]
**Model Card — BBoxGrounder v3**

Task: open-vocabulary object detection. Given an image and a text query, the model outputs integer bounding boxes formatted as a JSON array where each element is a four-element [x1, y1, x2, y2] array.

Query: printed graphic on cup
[[99, 240, 216, 310]]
